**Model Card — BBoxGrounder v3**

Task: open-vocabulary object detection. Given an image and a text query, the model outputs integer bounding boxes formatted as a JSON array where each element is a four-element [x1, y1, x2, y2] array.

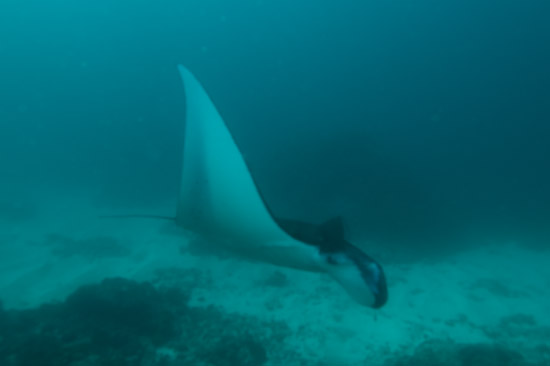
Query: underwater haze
[[1, 0, 550, 248], [1, 0, 550, 365]]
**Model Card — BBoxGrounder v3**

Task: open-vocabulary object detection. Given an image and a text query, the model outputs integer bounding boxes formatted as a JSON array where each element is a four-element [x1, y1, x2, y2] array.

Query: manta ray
[[172, 65, 387, 308], [107, 66, 387, 308]]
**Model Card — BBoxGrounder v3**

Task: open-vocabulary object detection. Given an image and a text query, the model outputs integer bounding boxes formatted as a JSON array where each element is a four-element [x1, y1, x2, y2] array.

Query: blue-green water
[[2, 1, 550, 248], [1, 1, 549, 365]]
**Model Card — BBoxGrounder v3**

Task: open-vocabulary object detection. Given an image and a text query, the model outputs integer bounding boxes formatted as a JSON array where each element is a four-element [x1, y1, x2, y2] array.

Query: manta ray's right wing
[[176, 65, 320, 270]]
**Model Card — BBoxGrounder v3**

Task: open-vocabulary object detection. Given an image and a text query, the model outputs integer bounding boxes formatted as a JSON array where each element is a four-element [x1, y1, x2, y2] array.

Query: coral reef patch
[[0, 278, 294, 366]]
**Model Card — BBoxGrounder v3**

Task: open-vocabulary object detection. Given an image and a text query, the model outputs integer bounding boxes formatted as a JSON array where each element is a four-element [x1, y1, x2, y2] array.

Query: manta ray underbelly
[[175, 65, 387, 308]]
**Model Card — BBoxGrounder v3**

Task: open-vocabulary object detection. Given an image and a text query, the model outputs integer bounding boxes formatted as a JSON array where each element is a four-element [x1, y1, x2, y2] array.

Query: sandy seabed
[[1, 194, 549, 365]]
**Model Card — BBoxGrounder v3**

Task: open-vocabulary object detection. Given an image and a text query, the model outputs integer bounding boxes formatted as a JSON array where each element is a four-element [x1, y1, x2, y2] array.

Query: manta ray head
[[320, 242, 388, 308]]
